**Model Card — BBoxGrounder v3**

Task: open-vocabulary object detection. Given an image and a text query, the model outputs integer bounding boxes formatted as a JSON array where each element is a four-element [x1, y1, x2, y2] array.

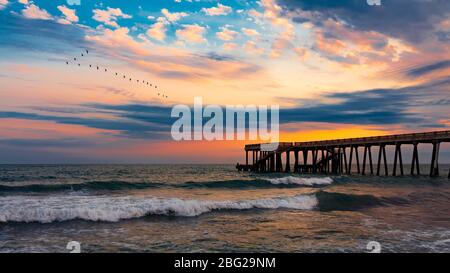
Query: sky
[[0, 0, 449, 163]]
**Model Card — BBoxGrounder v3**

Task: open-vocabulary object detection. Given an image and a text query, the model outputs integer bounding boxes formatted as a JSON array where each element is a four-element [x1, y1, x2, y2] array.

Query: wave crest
[[0, 194, 318, 223], [264, 176, 333, 186]]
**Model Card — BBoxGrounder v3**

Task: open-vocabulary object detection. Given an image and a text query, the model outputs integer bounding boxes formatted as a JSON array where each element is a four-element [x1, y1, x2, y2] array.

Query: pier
[[236, 130, 450, 178]]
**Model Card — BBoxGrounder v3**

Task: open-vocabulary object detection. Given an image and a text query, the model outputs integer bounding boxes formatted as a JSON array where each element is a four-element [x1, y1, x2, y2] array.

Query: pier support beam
[[430, 142, 440, 177], [321, 149, 326, 173], [276, 153, 283, 172], [393, 143, 404, 176], [333, 148, 338, 174], [285, 150, 291, 173], [338, 147, 343, 174], [410, 143, 420, 175], [355, 146, 360, 174], [303, 149, 308, 173], [362, 146, 368, 175], [348, 146, 353, 174], [343, 147, 348, 174], [270, 153, 275, 172], [245, 151, 248, 167], [294, 150, 299, 172], [377, 145, 388, 176], [312, 149, 318, 173], [368, 146, 374, 175], [383, 145, 388, 175]]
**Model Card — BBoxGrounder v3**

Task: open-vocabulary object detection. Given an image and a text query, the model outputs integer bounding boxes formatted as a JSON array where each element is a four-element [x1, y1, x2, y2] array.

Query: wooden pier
[[236, 130, 450, 178]]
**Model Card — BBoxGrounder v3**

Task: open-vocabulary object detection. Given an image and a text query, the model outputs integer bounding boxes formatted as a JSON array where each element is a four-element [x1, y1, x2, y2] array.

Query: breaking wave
[[0, 194, 318, 223], [264, 176, 334, 186], [0, 191, 407, 223]]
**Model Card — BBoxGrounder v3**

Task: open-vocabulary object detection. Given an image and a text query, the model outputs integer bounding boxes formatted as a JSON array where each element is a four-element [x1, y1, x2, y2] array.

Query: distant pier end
[[237, 130, 450, 178]]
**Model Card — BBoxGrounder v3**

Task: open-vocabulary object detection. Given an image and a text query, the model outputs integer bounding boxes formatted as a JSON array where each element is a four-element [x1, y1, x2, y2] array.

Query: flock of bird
[[65, 49, 169, 99]]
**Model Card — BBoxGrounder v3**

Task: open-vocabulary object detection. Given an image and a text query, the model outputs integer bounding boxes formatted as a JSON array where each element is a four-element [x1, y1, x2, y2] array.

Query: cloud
[[1, 77, 448, 143], [176, 24, 206, 43], [57, 5, 78, 25], [223, 42, 238, 51], [22, 3, 52, 20], [405, 60, 450, 78], [201, 3, 232, 16], [0, 107, 172, 140], [242, 27, 259, 37], [260, 0, 296, 58], [310, 19, 403, 64], [84, 23, 263, 81], [0, 0, 8, 10], [244, 41, 265, 56], [161, 8, 188, 23], [248, 9, 263, 18], [0, 138, 98, 148], [279, 0, 450, 43], [147, 17, 169, 41], [1, 13, 263, 83], [278, 77, 450, 126], [0, 13, 87, 54], [216, 26, 238, 41], [92, 7, 132, 28], [86, 27, 151, 56]]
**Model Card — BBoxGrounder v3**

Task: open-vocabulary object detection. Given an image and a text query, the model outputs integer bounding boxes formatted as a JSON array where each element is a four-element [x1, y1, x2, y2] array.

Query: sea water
[[0, 164, 449, 252]]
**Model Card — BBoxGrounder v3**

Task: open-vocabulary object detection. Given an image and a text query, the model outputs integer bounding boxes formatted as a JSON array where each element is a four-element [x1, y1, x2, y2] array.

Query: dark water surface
[[0, 164, 449, 253]]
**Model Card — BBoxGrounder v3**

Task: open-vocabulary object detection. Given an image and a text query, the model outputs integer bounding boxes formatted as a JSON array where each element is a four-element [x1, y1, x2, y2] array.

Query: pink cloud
[[22, 4, 52, 20], [57, 5, 78, 24], [161, 8, 188, 23], [86, 27, 151, 56], [92, 7, 131, 28], [202, 3, 232, 16]]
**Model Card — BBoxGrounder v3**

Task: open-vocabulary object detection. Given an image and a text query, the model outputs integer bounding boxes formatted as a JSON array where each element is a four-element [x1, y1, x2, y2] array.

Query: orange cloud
[[147, 17, 169, 41], [176, 24, 207, 44], [216, 26, 238, 41]]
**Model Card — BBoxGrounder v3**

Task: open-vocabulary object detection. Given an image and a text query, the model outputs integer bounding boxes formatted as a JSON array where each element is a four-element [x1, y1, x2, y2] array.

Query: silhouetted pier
[[236, 130, 450, 178]]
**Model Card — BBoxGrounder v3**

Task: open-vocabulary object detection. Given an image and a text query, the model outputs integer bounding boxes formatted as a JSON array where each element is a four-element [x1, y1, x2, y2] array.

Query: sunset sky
[[0, 0, 449, 163]]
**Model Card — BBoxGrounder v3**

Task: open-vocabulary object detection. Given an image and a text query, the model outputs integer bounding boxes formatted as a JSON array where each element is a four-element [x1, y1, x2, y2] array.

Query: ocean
[[0, 164, 449, 253]]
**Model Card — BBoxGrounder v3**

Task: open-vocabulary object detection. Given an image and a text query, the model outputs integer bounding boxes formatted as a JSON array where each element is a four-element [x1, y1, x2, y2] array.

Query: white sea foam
[[264, 176, 333, 186], [0, 194, 318, 223]]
